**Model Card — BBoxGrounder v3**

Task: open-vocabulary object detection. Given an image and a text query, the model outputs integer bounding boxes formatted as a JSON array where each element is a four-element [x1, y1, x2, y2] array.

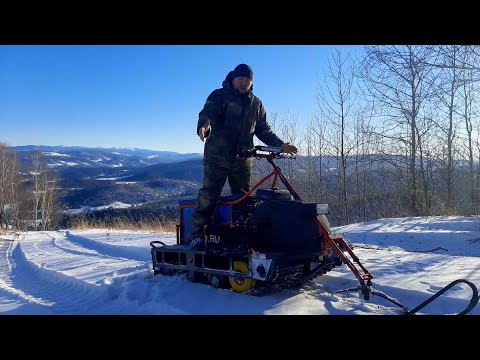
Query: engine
[[205, 189, 325, 256]]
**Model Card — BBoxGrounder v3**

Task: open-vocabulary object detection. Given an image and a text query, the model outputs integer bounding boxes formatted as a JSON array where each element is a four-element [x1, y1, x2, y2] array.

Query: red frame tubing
[[177, 203, 195, 244], [202, 150, 373, 287], [241, 153, 372, 287], [223, 154, 302, 206], [223, 164, 276, 206], [316, 222, 373, 286]]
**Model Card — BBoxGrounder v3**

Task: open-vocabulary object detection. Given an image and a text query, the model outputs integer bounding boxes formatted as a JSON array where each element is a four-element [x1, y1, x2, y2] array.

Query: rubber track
[[248, 260, 339, 296]]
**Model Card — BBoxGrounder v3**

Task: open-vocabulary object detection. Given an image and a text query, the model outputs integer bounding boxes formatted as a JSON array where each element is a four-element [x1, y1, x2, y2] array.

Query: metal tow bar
[[334, 279, 479, 315]]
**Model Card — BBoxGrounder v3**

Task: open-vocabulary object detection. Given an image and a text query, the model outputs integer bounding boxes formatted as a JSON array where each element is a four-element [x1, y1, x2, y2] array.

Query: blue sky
[[0, 45, 361, 154]]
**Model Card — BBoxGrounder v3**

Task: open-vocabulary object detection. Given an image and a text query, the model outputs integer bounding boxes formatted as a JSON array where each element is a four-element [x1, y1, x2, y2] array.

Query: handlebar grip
[[238, 149, 255, 158], [238, 146, 288, 158], [255, 145, 283, 153]]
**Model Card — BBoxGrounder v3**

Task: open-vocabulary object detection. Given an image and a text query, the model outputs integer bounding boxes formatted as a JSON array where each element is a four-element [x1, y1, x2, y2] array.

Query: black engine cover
[[205, 224, 251, 255], [251, 200, 322, 254]]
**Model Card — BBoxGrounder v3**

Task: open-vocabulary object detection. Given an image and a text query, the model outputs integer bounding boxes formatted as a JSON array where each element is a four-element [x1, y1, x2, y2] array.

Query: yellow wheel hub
[[229, 260, 256, 293]]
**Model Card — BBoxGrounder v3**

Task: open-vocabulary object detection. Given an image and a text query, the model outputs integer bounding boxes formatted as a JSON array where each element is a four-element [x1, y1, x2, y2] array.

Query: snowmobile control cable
[[333, 278, 479, 315]]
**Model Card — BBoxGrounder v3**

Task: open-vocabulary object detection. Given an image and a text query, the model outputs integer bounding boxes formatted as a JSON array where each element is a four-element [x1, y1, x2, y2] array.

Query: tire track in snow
[[64, 231, 151, 262], [48, 232, 102, 257], [0, 239, 53, 313], [5, 232, 148, 314]]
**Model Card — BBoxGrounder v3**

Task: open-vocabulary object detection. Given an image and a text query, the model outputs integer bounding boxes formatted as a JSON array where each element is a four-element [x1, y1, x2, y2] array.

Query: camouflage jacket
[[197, 70, 284, 168]]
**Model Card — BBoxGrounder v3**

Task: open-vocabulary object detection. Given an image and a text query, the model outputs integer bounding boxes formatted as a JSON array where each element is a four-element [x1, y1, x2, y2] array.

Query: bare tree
[[475, 121, 480, 212], [316, 48, 357, 224], [360, 45, 437, 216], [40, 168, 60, 230], [7, 152, 21, 230], [457, 47, 480, 209], [0, 143, 21, 230], [311, 113, 330, 204], [350, 106, 377, 222], [30, 152, 43, 230], [300, 114, 330, 202], [278, 110, 301, 182], [27, 152, 60, 230], [0, 143, 9, 229], [432, 45, 467, 210], [300, 116, 317, 201]]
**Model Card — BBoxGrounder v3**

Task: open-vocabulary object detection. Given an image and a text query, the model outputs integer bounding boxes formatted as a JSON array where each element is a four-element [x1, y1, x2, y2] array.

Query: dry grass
[[69, 216, 177, 232]]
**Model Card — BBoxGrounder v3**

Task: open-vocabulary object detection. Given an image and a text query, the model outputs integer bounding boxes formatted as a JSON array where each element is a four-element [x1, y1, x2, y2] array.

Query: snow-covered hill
[[14, 145, 202, 168]]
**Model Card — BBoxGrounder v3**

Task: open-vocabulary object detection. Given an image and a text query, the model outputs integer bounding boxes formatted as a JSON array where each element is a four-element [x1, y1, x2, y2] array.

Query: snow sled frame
[[150, 146, 373, 296]]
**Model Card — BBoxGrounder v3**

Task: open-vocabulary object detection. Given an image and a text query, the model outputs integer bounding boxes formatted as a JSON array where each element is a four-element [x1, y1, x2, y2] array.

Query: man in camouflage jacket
[[190, 64, 298, 250]]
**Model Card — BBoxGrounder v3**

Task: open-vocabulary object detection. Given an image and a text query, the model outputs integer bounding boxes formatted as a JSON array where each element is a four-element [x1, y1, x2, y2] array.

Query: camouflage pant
[[191, 159, 252, 239]]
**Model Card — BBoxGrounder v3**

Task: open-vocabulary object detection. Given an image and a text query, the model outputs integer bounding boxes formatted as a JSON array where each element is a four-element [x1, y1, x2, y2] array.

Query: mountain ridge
[[13, 145, 203, 169]]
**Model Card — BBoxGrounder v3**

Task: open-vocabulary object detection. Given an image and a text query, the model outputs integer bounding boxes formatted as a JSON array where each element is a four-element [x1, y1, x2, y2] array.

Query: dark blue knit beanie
[[232, 64, 253, 81]]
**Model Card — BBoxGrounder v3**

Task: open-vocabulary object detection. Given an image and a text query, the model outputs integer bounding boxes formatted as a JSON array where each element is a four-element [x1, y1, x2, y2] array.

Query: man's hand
[[281, 143, 298, 155], [198, 120, 211, 142]]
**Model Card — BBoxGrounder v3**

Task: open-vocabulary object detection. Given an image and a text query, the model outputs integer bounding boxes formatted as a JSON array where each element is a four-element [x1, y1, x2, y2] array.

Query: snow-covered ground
[[1, 216, 479, 315]]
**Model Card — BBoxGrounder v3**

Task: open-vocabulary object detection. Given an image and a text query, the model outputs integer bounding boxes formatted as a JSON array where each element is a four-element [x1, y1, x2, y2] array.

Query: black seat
[[256, 188, 293, 201]]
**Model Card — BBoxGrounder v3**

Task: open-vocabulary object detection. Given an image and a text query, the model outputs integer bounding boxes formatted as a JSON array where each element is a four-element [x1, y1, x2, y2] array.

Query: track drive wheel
[[187, 271, 201, 283], [207, 274, 227, 289], [229, 260, 256, 293]]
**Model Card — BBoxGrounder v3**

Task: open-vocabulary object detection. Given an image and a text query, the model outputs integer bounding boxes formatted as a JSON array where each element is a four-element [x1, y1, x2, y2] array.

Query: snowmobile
[[150, 145, 374, 296], [150, 146, 480, 314]]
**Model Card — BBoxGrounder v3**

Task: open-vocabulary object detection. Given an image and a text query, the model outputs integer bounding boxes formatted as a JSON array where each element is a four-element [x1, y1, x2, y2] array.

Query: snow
[[96, 175, 132, 181], [49, 161, 80, 167], [66, 202, 133, 215], [0, 216, 479, 315], [43, 152, 70, 157]]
